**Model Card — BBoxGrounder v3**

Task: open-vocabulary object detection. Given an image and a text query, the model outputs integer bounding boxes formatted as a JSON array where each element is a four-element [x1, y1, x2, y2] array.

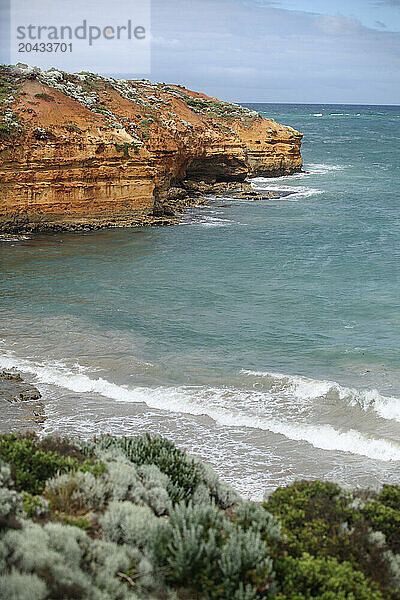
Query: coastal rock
[[0, 371, 45, 433], [0, 65, 302, 231], [0, 371, 41, 402]]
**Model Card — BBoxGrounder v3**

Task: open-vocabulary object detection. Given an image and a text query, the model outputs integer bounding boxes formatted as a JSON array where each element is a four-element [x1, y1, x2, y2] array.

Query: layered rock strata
[[0, 64, 302, 231]]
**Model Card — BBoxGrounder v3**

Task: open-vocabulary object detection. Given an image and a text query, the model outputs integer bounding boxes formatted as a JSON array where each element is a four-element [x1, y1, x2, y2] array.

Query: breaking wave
[[242, 370, 400, 423], [251, 181, 324, 199], [1, 352, 400, 462]]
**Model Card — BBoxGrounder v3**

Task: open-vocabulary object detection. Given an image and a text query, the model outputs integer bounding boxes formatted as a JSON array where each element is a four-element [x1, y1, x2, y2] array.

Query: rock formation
[[0, 64, 302, 231], [0, 371, 44, 432]]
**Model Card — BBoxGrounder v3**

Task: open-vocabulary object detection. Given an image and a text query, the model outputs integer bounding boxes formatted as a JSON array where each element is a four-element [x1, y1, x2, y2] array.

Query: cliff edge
[[0, 64, 302, 232]]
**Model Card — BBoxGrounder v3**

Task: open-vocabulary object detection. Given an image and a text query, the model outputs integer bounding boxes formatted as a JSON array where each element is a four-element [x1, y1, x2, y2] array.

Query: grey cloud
[[150, 0, 400, 104]]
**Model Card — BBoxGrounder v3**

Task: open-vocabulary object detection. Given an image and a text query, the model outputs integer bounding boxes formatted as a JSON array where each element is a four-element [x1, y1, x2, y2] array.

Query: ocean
[[1, 103, 400, 500]]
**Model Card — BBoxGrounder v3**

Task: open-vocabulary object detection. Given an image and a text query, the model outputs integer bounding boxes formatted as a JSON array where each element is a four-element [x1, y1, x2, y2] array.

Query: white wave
[[306, 163, 346, 175], [251, 164, 345, 184], [182, 216, 232, 228], [250, 173, 307, 184], [198, 217, 232, 228], [0, 235, 30, 242], [251, 182, 324, 199], [313, 113, 323, 117], [1, 352, 400, 462], [242, 370, 400, 423]]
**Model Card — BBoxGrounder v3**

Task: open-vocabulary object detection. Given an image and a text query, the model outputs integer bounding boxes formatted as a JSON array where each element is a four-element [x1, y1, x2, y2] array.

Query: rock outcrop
[[0, 371, 41, 403], [0, 64, 302, 231], [0, 371, 44, 432]]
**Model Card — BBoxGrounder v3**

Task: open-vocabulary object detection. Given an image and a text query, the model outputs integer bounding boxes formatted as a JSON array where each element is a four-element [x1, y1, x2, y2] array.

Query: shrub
[[83, 434, 201, 504], [275, 553, 384, 599], [362, 501, 400, 553], [22, 492, 49, 519], [235, 501, 281, 548], [64, 124, 82, 133], [0, 122, 23, 140], [151, 501, 274, 599], [196, 460, 241, 508], [114, 142, 140, 157], [378, 485, 400, 511], [45, 470, 108, 513], [264, 480, 355, 557], [57, 514, 91, 530], [0, 434, 79, 494], [2, 520, 140, 598], [0, 571, 47, 600], [34, 93, 55, 102], [0, 434, 104, 495], [0, 460, 13, 488], [0, 77, 15, 102], [100, 500, 158, 548], [264, 480, 400, 598], [0, 486, 23, 530]]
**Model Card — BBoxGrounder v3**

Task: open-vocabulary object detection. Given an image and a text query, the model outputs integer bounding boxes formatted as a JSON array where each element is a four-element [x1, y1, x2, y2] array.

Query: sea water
[[1, 103, 400, 499]]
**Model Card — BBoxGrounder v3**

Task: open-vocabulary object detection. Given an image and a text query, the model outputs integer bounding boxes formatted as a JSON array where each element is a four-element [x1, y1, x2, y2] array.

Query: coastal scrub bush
[[100, 500, 158, 548], [0, 571, 48, 600], [0, 434, 79, 494], [0, 121, 23, 140], [378, 485, 400, 510], [0, 460, 12, 487], [362, 485, 400, 553], [0, 77, 16, 102], [114, 142, 140, 156], [235, 501, 281, 549], [34, 93, 55, 102], [45, 469, 109, 513], [363, 502, 400, 552], [2, 518, 144, 599], [4, 432, 400, 600], [275, 553, 384, 599], [0, 486, 23, 529], [151, 501, 275, 599], [195, 460, 241, 508], [263, 480, 354, 557], [81, 434, 202, 504], [0, 433, 105, 495], [22, 491, 49, 519], [63, 123, 82, 133], [264, 480, 400, 599]]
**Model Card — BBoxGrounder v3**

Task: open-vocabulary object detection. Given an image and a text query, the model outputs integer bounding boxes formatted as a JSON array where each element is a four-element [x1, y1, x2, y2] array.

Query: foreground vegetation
[[1, 433, 399, 599]]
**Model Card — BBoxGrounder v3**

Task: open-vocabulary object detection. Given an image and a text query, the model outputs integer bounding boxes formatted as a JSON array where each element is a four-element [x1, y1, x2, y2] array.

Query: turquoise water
[[1, 104, 400, 498]]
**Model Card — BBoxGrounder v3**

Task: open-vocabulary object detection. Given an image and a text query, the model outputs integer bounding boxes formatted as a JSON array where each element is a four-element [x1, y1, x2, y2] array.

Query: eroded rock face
[[0, 65, 303, 231]]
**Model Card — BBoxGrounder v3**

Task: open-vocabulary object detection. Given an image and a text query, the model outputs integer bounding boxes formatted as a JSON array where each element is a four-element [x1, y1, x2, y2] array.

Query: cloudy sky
[[1, 0, 399, 103]]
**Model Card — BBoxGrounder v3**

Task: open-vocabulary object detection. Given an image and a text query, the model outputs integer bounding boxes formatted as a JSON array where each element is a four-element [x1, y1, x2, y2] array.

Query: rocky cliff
[[0, 64, 302, 231]]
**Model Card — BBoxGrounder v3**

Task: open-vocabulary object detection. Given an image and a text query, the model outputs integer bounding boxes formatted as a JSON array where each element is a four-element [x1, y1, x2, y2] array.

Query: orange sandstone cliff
[[0, 64, 302, 231]]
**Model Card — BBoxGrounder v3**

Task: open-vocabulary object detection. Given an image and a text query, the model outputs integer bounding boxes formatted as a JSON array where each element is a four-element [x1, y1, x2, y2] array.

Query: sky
[[0, 0, 399, 104]]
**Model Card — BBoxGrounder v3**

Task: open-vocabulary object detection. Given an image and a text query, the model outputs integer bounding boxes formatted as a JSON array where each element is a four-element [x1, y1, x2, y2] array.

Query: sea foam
[[242, 370, 400, 423], [1, 352, 400, 462]]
